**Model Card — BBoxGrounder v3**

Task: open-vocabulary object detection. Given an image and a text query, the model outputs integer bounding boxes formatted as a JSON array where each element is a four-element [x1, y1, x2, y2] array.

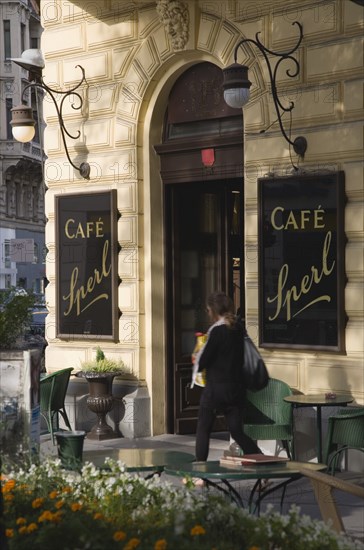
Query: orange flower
[[94, 512, 104, 520], [32, 497, 45, 509], [49, 490, 58, 499], [154, 539, 167, 550], [2, 479, 15, 493], [70, 502, 82, 512], [16, 517, 27, 525], [190, 524, 206, 536], [4, 494, 14, 502], [52, 510, 63, 523], [38, 510, 54, 522], [5, 529, 14, 538], [123, 538, 141, 549], [249, 547, 261, 550], [62, 486, 72, 493], [55, 499, 65, 509], [113, 530, 127, 541], [19, 526, 28, 535], [27, 523, 38, 533]]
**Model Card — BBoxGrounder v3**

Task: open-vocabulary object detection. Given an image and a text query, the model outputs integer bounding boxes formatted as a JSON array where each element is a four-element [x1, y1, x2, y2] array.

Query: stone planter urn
[[79, 347, 129, 441], [84, 372, 118, 440]]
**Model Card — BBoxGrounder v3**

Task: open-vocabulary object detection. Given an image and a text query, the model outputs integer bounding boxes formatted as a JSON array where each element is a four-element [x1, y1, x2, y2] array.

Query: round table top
[[83, 448, 195, 472], [164, 460, 326, 481], [283, 394, 353, 407]]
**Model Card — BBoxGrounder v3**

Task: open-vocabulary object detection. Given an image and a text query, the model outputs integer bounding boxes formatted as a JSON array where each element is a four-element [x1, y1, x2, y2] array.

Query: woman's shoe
[[258, 478, 273, 493]]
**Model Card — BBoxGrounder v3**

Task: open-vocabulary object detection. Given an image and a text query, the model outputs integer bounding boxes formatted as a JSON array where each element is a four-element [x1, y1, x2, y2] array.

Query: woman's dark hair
[[206, 292, 236, 327]]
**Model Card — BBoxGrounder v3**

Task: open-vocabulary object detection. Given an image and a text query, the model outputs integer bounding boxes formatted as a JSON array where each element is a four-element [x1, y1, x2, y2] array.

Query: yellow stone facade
[[40, 0, 364, 434]]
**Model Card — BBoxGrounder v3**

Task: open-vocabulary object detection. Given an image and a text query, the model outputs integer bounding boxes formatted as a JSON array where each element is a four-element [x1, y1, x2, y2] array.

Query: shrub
[[1, 458, 363, 550], [0, 289, 35, 349]]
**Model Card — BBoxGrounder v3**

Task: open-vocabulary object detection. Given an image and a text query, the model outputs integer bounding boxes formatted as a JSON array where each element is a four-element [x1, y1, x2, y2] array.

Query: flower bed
[[1, 458, 363, 550]]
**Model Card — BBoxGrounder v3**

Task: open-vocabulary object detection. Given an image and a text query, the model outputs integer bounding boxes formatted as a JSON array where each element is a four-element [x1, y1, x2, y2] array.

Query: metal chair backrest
[[40, 368, 73, 412], [40, 367, 73, 441], [243, 378, 294, 457], [245, 378, 293, 425], [324, 407, 364, 471]]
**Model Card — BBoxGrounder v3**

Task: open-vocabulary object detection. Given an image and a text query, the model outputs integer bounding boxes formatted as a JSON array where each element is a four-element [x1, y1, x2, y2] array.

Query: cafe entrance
[[155, 62, 244, 433], [164, 180, 243, 433]]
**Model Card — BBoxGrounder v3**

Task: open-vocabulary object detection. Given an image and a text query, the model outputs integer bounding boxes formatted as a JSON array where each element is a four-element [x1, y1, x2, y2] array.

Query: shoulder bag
[[243, 334, 269, 391]]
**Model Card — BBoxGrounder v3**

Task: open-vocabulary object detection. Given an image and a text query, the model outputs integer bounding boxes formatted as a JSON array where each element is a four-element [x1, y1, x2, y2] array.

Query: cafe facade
[[36, 0, 363, 437]]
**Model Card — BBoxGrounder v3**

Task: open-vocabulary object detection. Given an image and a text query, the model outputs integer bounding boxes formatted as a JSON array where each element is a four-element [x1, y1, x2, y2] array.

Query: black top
[[198, 323, 245, 406]]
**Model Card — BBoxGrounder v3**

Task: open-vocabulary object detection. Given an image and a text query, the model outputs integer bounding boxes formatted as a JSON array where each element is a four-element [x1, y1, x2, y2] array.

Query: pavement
[[40, 431, 364, 544]]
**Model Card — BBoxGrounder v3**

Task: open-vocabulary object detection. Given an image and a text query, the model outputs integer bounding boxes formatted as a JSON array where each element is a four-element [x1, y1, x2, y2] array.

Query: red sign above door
[[201, 148, 215, 167]]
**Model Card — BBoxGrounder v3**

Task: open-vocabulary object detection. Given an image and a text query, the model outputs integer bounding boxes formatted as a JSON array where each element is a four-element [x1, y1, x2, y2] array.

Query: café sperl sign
[[56, 190, 118, 340], [258, 172, 345, 351]]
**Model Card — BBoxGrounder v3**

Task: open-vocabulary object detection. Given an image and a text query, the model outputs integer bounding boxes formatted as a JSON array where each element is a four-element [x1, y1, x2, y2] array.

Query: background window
[[33, 243, 39, 264], [4, 241, 11, 268], [4, 20, 11, 59], [21, 23, 26, 53], [6, 98, 13, 139]]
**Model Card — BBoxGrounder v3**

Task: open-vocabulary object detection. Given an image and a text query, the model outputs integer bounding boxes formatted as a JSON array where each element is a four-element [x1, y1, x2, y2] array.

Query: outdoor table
[[82, 448, 195, 477], [164, 460, 326, 513], [283, 394, 353, 463]]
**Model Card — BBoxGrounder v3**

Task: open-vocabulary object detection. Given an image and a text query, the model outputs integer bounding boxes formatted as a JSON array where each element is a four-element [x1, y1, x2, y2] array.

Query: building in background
[[0, 0, 45, 294], [15, 0, 364, 442]]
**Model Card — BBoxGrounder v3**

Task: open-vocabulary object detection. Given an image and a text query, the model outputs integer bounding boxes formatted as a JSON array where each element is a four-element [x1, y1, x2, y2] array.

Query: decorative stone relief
[[156, 0, 189, 51]]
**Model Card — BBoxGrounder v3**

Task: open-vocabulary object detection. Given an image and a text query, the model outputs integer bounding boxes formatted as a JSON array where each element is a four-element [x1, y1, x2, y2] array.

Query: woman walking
[[194, 291, 262, 461]]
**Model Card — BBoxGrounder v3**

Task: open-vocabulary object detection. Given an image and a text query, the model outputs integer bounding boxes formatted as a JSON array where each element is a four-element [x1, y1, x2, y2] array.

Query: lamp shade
[[11, 48, 45, 74], [10, 104, 36, 143], [222, 63, 251, 109], [223, 88, 250, 109], [12, 125, 36, 143]]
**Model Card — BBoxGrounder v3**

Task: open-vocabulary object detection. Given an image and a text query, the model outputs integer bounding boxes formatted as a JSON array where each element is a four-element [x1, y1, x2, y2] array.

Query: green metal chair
[[324, 407, 364, 474], [243, 378, 294, 458], [40, 367, 74, 443]]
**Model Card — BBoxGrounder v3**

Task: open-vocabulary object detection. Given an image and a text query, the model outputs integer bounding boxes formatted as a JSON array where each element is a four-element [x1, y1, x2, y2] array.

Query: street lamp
[[222, 21, 307, 160], [10, 49, 90, 179]]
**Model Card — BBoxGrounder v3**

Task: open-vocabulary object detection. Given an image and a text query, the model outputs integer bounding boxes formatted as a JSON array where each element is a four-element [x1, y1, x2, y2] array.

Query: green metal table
[[83, 448, 195, 477], [283, 394, 353, 463], [164, 460, 326, 512]]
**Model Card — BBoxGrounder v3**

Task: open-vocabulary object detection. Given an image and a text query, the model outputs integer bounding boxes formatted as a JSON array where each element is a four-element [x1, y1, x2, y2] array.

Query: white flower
[[3, 458, 362, 550]]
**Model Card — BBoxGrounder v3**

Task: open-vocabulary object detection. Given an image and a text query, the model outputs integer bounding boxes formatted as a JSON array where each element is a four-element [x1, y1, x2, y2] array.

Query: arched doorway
[[155, 62, 244, 434]]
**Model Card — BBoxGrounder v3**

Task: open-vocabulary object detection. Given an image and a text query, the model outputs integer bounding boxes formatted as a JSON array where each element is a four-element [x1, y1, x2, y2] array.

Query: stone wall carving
[[156, 0, 189, 51]]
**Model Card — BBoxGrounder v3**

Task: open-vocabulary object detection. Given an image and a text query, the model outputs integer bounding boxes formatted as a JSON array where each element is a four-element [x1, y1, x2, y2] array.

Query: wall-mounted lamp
[[10, 49, 90, 179], [222, 22, 307, 160]]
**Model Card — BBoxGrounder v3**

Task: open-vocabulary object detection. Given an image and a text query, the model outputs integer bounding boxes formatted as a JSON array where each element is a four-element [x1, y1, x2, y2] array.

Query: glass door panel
[[177, 191, 221, 361], [166, 180, 242, 433]]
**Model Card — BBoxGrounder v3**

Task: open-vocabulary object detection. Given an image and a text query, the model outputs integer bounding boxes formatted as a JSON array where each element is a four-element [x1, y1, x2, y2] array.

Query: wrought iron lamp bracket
[[232, 21, 307, 159], [21, 65, 90, 179]]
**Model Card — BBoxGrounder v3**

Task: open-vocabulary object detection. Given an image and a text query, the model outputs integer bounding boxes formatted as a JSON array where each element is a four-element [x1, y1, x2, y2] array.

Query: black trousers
[[195, 386, 261, 461]]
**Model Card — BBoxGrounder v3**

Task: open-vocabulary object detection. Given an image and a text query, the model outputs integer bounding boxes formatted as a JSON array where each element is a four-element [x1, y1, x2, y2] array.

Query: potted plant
[[80, 347, 128, 441]]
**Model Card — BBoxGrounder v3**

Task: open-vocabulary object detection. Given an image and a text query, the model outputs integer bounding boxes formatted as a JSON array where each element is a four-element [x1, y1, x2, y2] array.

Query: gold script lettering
[[63, 240, 111, 317], [267, 231, 335, 321]]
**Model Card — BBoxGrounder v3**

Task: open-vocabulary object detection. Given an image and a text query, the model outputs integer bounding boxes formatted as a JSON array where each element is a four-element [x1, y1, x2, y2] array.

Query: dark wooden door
[[165, 179, 243, 434]]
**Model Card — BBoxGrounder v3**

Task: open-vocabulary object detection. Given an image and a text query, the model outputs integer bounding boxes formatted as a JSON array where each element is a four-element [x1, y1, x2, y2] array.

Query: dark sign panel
[[258, 172, 345, 351], [56, 190, 118, 340]]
